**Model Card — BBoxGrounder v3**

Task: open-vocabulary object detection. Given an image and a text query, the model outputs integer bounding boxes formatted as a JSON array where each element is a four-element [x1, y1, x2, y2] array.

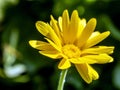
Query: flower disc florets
[[62, 44, 81, 59]]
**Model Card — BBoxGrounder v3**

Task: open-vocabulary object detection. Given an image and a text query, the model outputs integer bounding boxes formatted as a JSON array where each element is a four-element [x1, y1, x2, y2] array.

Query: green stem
[[57, 69, 68, 90]]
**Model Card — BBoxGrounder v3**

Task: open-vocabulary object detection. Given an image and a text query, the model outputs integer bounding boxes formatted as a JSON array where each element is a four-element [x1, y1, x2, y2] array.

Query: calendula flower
[[29, 10, 114, 83]]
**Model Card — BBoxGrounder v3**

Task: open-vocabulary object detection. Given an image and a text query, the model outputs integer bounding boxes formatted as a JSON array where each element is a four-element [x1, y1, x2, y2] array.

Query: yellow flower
[[29, 10, 114, 83]]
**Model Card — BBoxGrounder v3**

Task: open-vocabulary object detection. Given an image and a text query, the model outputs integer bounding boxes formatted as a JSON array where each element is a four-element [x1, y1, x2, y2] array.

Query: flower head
[[29, 10, 114, 83]]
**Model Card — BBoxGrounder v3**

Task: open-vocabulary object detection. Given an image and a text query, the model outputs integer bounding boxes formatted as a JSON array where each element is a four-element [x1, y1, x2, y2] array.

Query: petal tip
[[106, 31, 110, 35], [63, 9, 68, 15], [72, 10, 78, 14], [90, 18, 97, 25], [35, 21, 40, 27], [29, 40, 37, 48], [109, 58, 114, 62]]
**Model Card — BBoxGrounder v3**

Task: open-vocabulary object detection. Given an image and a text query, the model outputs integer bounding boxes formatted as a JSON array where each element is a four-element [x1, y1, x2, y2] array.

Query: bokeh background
[[0, 0, 120, 90]]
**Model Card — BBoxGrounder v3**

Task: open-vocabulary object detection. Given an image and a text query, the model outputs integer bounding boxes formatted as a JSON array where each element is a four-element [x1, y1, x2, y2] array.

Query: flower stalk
[[57, 69, 68, 90]]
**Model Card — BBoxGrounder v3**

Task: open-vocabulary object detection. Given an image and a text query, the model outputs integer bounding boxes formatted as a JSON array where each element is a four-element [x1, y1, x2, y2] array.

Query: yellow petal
[[45, 38, 61, 52], [83, 31, 110, 48], [62, 10, 70, 44], [89, 31, 100, 39], [75, 64, 99, 83], [70, 54, 113, 64], [62, 10, 69, 32], [68, 10, 79, 43], [39, 51, 62, 59], [77, 18, 86, 38], [58, 59, 71, 69], [82, 46, 114, 55], [58, 17, 62, 32], [36, 21, 49, 36], [88, 65, 99, 80], [50, 15, 60, 38], [69, 58, 97, 64], [77, 18, 96, 47], [83, 54, 113, 64], [75, 64, 92, 83], [36, 21, 61, 48], [50, 16, 63, 45], [29, 40, 55, 50]]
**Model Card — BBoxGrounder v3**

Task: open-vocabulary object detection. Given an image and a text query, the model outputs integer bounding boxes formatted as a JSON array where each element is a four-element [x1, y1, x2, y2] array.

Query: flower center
[[62, 44, 81, 59]]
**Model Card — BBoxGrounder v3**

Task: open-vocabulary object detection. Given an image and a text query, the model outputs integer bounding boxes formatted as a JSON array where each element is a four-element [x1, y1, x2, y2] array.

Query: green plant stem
[[57, 69, 68, 90]]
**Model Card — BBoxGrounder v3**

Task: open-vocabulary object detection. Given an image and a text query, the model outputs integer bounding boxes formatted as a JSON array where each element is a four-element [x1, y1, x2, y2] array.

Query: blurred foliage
[[0, 0, 120, 90]]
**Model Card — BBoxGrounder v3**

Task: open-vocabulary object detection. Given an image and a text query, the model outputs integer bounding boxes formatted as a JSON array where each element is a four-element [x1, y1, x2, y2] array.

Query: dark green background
[[0, 0, 120, 90]]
